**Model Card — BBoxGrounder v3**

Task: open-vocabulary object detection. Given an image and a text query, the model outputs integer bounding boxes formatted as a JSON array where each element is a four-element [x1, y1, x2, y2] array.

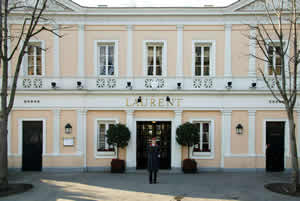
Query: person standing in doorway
[[147, 137, 160, 184]]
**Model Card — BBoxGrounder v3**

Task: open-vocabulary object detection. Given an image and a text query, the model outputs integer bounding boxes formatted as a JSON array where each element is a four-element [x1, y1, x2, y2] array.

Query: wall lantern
[[236, 124, 243, 135], [65, 123, 72, 134]]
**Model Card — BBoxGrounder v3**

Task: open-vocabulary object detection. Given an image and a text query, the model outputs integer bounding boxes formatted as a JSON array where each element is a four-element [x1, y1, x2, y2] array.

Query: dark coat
[[147, 145, 160, 171]]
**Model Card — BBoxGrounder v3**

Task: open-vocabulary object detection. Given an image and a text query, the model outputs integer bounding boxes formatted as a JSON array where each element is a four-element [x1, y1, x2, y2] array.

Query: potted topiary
[[176, 122, 199, 173], [106, 123, 131, 173]]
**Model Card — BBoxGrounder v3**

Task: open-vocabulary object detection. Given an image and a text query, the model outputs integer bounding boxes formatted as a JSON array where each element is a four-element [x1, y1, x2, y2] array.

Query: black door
[[266, 122, 285, 172], [136, 121, 171, 169], [22, 121, 43, 171]]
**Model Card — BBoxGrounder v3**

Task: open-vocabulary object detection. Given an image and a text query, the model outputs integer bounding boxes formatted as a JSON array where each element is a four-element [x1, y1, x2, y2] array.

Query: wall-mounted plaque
[[63, 137, 75, 146]]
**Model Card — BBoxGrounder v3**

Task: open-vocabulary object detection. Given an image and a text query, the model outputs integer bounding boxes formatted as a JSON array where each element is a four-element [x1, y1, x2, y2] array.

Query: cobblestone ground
[[1, 171, 299, 201]]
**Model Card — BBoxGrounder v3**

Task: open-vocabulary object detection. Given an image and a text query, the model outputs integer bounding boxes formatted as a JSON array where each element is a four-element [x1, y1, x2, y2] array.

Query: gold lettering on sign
[[125, 97, 183, 107]]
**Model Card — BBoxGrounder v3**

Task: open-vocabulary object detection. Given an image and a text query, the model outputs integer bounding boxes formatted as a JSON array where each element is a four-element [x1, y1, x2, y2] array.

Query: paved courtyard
[[2, 171, 299, 201]]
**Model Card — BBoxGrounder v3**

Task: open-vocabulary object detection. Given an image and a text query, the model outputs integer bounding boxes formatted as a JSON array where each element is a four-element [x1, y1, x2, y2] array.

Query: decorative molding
[[94, 40, 119, 77], [224, 24, 232, 77], [143, 40, 167, 76], [192, 40, 216, 77]]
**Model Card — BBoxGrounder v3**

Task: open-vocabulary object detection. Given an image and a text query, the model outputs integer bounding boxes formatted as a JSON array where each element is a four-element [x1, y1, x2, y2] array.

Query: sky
[[72, 0, 237, 7]]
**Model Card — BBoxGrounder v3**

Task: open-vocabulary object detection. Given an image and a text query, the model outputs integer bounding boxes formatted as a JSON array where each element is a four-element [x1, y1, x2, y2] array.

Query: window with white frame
[[97, 121, 115, 152], [193, 122, 211, 152], [26, 42, 43, 76], [194, 44, 211, 76], [97, 42, 116, 76], [146, 42, 164, 76], [267, 44, 283, 76]]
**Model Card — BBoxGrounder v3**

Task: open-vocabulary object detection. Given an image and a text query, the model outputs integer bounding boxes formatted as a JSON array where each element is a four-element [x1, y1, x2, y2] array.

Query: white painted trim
[[18, 118, 47, 155], [44, 153, 83, 157], [221, 110, 232, 168], [8, 113, 11, 155], [53, 109, 60, 154], [224, 153, 264, 158], [53, 24, 60, 77], [263, 118, 289, 169], [21, 40, 46, 77], [94, 40, 119, 77], [224, 24, 232, 77], [126, 25, 133, 77], [94, 118, 119, 159], [189, 118, 215, 160], [176, 25, 184, 77], [78, 24, 85, 77], [192, 40, 216, 77], [143, 40, 167, 76], [173, 110, 182, 168], [82, 109, 87, 169], [76, 110, 83, 154], [126, 110, 136, 167], [248, 110, 256, 155], [248, 27, 256, 77]]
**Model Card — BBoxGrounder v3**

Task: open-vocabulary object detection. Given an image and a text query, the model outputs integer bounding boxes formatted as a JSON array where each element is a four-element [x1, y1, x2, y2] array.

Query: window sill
[[191, 152, 214, 159], [95, 151, 116, 157]]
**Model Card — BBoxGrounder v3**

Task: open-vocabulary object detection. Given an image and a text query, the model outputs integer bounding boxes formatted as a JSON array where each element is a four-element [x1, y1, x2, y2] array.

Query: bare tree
[[0, 0, 60, 190], [249, 0, 299, 193]]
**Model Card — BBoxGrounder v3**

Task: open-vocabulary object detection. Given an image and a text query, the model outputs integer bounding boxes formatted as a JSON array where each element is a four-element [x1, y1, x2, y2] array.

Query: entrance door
[[136, 121, 171, 169], [22, 121, 43, 171], [266, 121, 285, 172]]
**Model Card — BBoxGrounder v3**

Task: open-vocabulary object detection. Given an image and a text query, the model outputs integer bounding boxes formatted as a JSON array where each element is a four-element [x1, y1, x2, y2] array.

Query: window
[[143, 40, 167, 76], [192, 40, 216, 76], [95, 40, 118, 76], [26, 42, 43, 76], [194, 45, 210, 76], [98, 43, 115, 76], [147, 44, 163, 76], [97, 121, 115, 152], [268, 45, 282, 75], [193, 122, 211, 153]]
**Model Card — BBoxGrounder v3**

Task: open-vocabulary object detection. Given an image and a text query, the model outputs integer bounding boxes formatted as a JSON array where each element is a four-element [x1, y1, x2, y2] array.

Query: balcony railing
[[2, 76, 299, 91]]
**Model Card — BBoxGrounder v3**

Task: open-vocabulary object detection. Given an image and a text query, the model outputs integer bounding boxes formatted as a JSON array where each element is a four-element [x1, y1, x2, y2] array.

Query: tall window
[[194, 44, 210, 76], [147, 43, 163, 76], [97, 121, 115, 152], [193, 122, 211, 153], [98, 43, 115, 76], [268, 45, 282, 75], [26, 42, 42, 76]]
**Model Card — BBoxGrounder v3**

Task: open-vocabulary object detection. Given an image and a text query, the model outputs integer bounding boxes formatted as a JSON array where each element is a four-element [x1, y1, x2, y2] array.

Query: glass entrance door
[[136, 121, 171, 169]]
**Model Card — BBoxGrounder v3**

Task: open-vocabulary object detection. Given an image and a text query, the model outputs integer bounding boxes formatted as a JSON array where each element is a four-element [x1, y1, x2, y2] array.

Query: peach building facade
[[3, 0, 300, 172]]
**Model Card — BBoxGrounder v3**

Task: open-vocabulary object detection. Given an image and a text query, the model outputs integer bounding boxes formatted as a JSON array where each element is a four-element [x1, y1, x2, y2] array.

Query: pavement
[[1, 171, 299, 201]]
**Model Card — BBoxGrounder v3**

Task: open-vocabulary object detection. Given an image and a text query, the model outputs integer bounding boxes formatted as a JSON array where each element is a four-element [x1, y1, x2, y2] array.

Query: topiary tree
[[106, 123, 131, 159], [176, 122, 199, 159]]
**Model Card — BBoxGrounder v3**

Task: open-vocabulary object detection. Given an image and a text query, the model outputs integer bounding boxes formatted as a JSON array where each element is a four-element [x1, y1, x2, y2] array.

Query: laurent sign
[[126, 97, 183, 107]]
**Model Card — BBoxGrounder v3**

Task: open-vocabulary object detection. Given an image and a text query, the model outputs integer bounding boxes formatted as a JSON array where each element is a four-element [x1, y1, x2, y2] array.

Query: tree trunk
[[0, 114, 8, 190], [287, 110, 299, 193], [187, 146, 190, 159]]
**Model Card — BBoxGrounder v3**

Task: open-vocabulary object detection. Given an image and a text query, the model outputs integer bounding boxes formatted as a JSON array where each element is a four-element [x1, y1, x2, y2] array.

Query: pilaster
[[53, 24, 60, 77], [173, 110, 182, 168], [126, 25, 133, 77], [78, 24, 85, 77], [248, 110, 256, 156], [297, 111, 300, 155], [221, 110, 232, 168], [224, 24, 232, 77], [248, 25, 257, 77], [8, 113, 11, 155], [176, 25, 184, 78], [53, 109, 60, 154], [126, 110, 135, 168]]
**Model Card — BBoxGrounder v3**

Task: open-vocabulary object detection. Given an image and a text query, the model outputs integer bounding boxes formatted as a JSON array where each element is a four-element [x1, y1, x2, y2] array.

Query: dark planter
[[111, 159, 125, 173], [182, 159, 197, 173]]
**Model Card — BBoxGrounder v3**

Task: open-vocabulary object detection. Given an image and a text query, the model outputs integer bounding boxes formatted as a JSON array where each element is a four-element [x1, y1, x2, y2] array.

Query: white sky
[[72, 0, 237, 7]]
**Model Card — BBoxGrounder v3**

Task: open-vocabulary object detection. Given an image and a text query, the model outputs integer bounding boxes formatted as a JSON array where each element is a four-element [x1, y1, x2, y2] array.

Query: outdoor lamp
[[236, 124, 243, 134], [65, 123, 72, 134], [226, 81, 232, 89], [166, 96, 171, 102], [177, 82, 182, 90], [51, 82, 57, 89], [250, 82, 257, 88], [137, 96, 142, 103], [77, 81, 83, 89], [126, 81, 132, 90]]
